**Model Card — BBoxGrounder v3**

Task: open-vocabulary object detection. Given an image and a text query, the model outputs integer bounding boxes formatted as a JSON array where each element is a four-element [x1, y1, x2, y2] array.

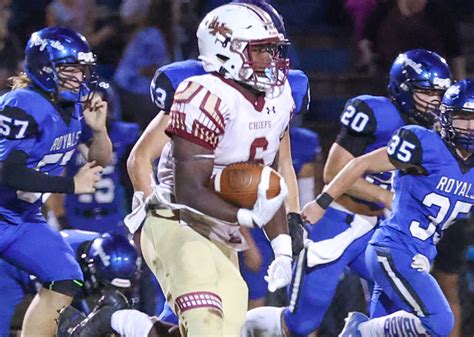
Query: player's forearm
[[278, 129, 300, 212], [87, 129, 112, 167], [127, 111, 170, 197], [175, 184, 240, 223], [127, 152, 154, 197], [346, 178, 393, 204], [279, 161, 299, 213], [325, 148, 394, 201], [0, 151, 74, 193]]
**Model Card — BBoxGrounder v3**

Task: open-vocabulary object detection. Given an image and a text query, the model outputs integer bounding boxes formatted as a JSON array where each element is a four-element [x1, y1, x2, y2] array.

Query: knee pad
[[177, 292, 224, 337], [43, 279, 83, 297]]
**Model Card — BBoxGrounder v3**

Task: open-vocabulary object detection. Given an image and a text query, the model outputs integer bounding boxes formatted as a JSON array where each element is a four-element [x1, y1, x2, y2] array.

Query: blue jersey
[[0, 87, 88, 223], [289, 127, 320, 175], [335, 95, 406, 208], [374, 125, 474, 261], [150, 59, 310, 116], [65, 121, 140, 233]]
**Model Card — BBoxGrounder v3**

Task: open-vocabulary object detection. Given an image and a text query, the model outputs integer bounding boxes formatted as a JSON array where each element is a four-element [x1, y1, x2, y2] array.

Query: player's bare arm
[[324, 143, 393, 206], [127, 111, 170, 197], [83, 93, 113, 167], [303, 147, 395, 224], [173, 136, 240, 223], [278, 129, 300, 213]]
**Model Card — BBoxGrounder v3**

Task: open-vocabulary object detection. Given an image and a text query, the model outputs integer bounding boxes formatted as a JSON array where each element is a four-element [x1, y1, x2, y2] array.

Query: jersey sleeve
[[387, 126, 428, 175], [165, 80, 229, 150], [335, 98, 377, 157], [288, 70, 310, 116], [0, 105, 40, 157], [150, 68, 176, 112]]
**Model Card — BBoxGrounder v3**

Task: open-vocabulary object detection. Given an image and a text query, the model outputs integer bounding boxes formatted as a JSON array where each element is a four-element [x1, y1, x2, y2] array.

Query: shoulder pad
[[387, 126, 428, 174], [288, 69, 310, 115], [339, 97, 377, 135], [0, 105, 39, 140], [150, 60, 206, 112]]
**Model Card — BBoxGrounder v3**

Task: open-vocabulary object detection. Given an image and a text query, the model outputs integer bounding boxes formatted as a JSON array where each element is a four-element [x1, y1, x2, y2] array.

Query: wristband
[[237, 208, 254, 228], [315, 192, 334, 210], [270, 234, 292, 257]]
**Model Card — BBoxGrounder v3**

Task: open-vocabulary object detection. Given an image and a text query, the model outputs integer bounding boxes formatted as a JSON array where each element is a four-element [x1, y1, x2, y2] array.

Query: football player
[[127, 3, 295, 336], [48, 79, 140, 235], [129, 0, 309, 241], [127, 0, 309, 312], [243, 49, 452, 336], [0, 27, 112, 336], [305, 79, 474, 337], [0, 230, 137, 336]]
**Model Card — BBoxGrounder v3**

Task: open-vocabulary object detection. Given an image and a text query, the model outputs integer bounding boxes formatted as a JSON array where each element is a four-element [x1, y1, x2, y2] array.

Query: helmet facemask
[[441, 107, 474, 153], [197, 3, 290, 95], [53, 56, 97, 105], [409, 84, 445, 127], [235, 37, 290, 92]]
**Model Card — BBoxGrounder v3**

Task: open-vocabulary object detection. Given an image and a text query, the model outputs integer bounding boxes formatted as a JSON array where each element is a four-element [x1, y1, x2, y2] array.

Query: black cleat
[[69, 289, 129, 337], [56, 306, 87, 337], [150, 319, 181, 337]]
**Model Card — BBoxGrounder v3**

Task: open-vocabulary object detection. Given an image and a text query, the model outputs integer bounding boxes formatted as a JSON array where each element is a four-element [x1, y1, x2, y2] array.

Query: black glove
[[288, 212, 307, 257]]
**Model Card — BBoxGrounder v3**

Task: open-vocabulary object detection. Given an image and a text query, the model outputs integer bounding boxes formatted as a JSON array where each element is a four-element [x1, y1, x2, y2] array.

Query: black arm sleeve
[[0, 150, 75, 193], [335, 128, 375, 157]]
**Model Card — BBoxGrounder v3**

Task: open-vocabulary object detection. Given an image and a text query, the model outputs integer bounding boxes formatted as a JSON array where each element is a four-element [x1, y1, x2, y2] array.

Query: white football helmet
[[197, 3, 289, 92]]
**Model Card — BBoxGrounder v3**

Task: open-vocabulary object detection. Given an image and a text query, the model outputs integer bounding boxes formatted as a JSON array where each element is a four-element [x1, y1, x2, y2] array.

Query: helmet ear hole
[[217, 54, 229, 62]]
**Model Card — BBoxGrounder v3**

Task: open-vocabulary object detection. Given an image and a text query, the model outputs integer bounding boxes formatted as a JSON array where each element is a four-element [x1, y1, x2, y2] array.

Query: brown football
[[209, 162, 281, 209]]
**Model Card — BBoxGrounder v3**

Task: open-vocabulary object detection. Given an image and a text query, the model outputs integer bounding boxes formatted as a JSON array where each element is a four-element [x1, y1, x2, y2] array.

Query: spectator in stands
[[357, 0, 466, 80], [114, 0, 174, 130], [86, 4, 128, 78], [8, 0, 49, 45], [0, 0, 21, 93], [46, 0, 95, 35]]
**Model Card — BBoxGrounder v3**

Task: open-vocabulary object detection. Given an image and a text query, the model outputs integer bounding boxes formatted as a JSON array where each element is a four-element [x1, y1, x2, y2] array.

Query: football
[[209, 162, 281, 209]]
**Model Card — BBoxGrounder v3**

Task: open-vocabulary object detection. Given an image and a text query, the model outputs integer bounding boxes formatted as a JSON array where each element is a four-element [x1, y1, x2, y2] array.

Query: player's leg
[[342, 244, 454, 337], [141, 209, 226, 336], [23, 288, 73, 337], [1, 221, 83, 337], [211, 240, 248, 336], [244, 209, 371, 337]]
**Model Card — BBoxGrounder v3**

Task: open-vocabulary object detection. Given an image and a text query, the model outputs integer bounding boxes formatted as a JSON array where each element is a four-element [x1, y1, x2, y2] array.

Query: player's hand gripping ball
[[209, 162, 281, 208]]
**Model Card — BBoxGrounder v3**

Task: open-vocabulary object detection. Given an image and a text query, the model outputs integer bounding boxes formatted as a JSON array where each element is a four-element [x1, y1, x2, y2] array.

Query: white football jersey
[[158, 73, 294, 250]]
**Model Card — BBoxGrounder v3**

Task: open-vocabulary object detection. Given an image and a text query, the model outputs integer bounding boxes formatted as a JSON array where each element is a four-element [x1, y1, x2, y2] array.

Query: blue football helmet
[[24, 27, 97, 103], [440, 79, 474, 154], [388, 49, 452, 127], [81, 233, 138, 292]]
